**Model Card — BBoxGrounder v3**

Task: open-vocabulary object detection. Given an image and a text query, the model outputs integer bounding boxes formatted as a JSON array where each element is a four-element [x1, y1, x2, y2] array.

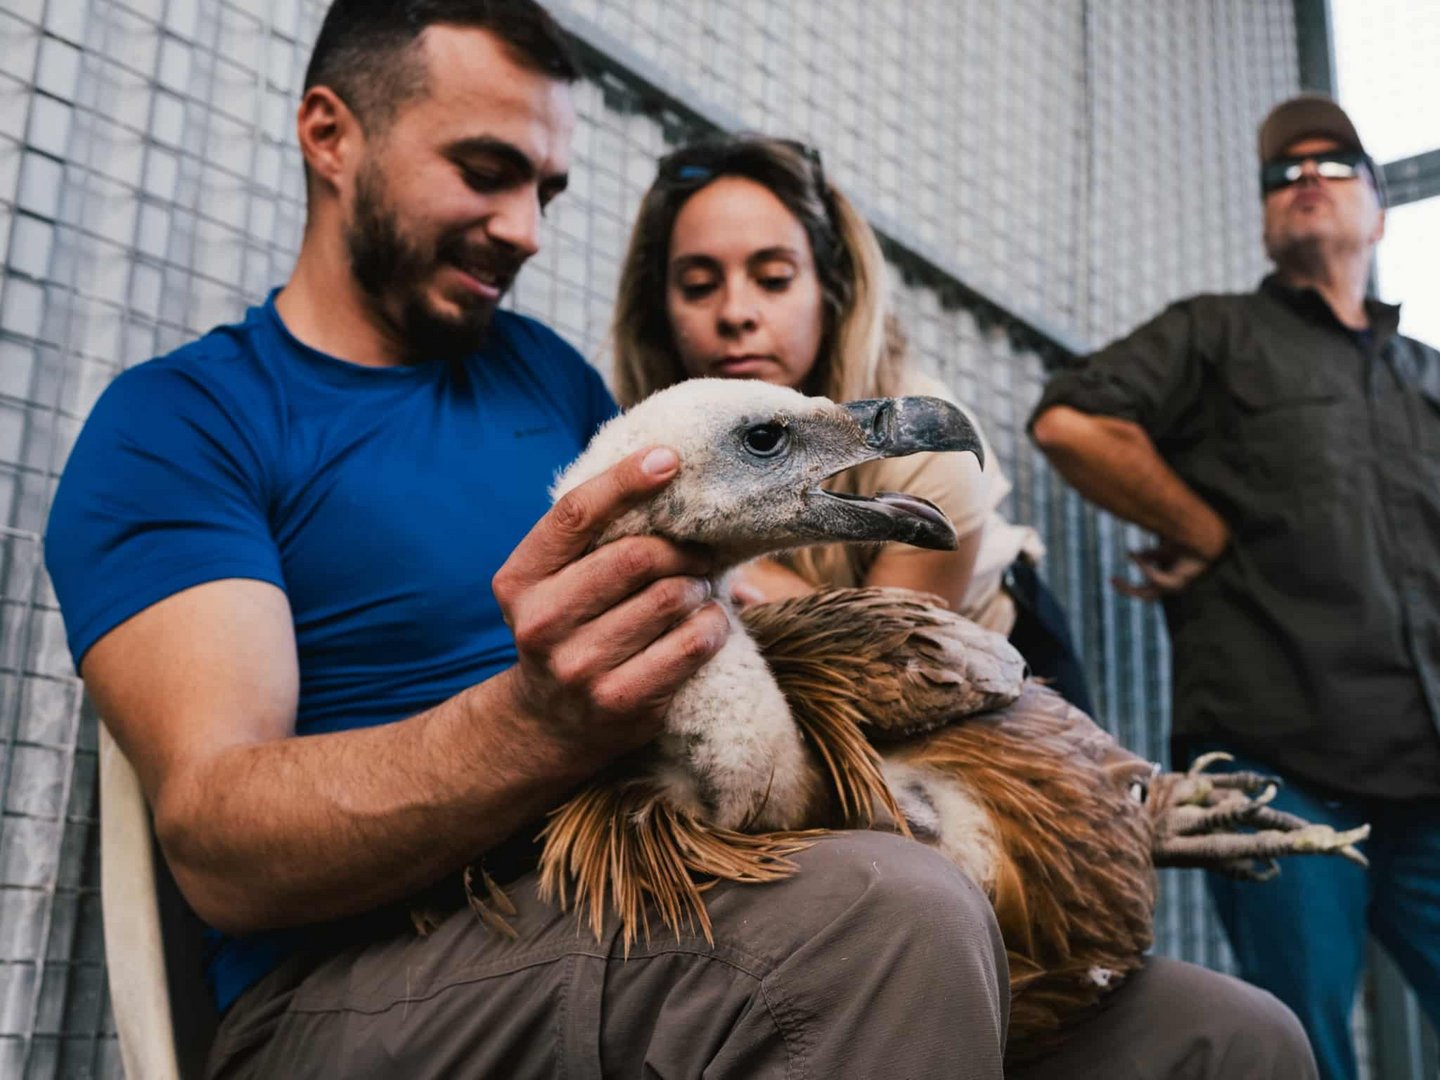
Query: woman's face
[[665, 175, 826, 391]]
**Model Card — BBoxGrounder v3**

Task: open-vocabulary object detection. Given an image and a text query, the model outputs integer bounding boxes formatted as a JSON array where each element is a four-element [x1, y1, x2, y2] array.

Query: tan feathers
[[742, 587, 1027, 739], [881, 683, 1155, 1060]]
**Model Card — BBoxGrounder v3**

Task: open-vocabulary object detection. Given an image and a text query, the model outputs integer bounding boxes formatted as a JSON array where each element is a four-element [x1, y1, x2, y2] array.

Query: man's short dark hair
[[304, 0, 581, 133]]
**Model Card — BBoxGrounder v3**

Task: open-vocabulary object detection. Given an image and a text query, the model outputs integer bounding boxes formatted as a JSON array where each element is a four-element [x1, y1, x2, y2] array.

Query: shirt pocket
[[1220, 365, 1346, 493]]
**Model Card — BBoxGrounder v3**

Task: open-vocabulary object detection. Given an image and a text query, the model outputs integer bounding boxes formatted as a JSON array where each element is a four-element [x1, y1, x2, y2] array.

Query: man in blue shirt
[[47, 2, 1316, 1076]]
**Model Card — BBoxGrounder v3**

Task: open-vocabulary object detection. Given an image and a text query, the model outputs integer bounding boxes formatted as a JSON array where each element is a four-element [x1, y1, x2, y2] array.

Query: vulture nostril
[[870, 401, 893, 447]]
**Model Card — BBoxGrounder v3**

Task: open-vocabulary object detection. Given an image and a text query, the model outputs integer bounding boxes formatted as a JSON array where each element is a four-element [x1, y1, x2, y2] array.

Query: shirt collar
[[1260, 273, 1402, 349]]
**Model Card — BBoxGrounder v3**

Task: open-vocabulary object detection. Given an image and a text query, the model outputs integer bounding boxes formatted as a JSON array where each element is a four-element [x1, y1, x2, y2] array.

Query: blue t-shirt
[[45, 291, 616, 1010]]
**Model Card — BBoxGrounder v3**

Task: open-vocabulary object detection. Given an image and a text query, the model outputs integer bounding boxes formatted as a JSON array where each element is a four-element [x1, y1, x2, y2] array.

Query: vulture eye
[[742, 423, 789, 457], [1128, 780, 1148, 805]]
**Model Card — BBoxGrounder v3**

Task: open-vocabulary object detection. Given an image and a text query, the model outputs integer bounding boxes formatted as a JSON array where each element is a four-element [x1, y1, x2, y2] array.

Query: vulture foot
[[1155, 823, 1371, 878], [1151, 754, 1371, 875], [538, 775, 825, 951]]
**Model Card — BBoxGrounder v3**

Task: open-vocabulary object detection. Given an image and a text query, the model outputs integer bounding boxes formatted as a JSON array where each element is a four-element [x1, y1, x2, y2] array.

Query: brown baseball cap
[[1258, 94, 1368, 162]]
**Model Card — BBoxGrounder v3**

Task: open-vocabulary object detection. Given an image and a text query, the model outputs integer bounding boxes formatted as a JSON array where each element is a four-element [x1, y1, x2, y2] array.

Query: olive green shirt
[[1034, 275, 1440, 799]]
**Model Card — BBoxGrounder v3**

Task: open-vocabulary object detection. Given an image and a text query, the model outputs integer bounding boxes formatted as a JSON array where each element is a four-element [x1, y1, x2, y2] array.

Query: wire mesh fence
[[0, 0, 1425, 1076]]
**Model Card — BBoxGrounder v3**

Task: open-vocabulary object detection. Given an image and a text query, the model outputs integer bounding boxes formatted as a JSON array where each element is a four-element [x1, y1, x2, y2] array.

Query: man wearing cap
[[1029, 94, 1440, 1080]]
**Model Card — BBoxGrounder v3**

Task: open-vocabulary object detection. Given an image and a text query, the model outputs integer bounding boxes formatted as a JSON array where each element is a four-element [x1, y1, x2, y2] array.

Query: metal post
[[1292, 0, 1337, 95]]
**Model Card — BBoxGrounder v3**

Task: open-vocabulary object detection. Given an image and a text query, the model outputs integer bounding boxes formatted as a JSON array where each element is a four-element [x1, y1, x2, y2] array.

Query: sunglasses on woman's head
[[655, 138, 825, 188], [1260, 148, 1368, 195]]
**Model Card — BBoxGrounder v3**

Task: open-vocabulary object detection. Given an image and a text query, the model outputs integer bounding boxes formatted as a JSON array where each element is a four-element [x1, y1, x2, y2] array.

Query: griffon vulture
[[465, 378, 1367, 1059]]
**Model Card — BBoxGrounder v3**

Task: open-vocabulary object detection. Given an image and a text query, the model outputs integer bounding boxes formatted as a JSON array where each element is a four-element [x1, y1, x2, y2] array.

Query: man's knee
[[705, 829, 1005, 982], [1207, 975, 1317, 1078], [1013, 958, 1316, 1080], [1133, 959, 1318, 1080]]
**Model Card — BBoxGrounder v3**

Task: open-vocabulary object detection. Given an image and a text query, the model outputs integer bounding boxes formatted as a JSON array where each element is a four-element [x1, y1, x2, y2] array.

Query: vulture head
[[552, 378, 983, 568]]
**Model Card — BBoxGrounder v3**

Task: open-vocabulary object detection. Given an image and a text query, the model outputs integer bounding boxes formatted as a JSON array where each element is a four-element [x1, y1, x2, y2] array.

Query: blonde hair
[[610, 134, 914, 587]]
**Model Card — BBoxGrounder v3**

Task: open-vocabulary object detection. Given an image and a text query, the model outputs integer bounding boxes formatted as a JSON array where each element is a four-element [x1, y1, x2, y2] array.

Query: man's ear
[[296, 86, 363, 196]]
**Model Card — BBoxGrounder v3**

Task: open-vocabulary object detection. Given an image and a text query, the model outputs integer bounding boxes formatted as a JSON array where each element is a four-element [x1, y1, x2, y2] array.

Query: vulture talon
[[1187, 750, 1235, 775], [464, 863, 519, 940], [1339, 843, 1370, 868], [1207, 769, 1281, 793], [480, 863, 519, 916]]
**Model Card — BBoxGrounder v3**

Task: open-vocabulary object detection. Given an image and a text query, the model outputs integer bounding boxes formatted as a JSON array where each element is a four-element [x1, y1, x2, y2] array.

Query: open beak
[[800, 396, 985, 551]]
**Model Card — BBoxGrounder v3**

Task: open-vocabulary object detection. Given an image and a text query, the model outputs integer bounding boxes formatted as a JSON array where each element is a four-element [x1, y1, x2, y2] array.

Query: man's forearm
[[1032, 406, 1230, 559], [154, 668, 593, 935]]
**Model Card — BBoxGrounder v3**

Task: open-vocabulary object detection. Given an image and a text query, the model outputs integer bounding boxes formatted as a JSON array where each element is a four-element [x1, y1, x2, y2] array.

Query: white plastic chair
[[99, 724, 217, 1080]]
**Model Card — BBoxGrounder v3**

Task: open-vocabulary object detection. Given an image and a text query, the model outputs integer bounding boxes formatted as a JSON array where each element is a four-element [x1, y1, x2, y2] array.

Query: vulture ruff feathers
[[536, 772, 823, 950]]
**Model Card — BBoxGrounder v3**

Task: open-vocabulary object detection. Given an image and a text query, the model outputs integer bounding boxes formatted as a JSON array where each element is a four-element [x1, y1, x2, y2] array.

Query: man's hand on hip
[[1111, 540, 1218, 600]]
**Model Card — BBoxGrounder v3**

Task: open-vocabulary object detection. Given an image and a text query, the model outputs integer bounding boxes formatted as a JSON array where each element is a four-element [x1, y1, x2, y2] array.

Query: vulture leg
[[1162, 786, 1285, 835], [1154, 823, 1371, 873]]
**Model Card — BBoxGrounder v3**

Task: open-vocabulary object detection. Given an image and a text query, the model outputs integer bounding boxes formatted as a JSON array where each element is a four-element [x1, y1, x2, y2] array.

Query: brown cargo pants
[[205, 830, 1315, 1079]]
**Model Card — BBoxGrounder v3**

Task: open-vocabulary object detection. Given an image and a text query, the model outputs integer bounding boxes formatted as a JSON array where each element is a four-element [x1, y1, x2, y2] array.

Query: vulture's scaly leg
[[1154, 823, 1371, 872], [1162, 785, 1286, 835]]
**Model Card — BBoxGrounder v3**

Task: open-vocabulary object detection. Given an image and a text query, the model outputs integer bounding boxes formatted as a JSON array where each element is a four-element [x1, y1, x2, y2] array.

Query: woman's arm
[[862, 527, 982, 610]]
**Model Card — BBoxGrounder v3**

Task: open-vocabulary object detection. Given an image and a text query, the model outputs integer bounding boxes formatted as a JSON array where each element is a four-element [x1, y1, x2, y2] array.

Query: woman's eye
[[758, 275, 793, 293], [743, 424, 789, 457], [679, 280, 716, 300], [1128, 781, 1148, 805]]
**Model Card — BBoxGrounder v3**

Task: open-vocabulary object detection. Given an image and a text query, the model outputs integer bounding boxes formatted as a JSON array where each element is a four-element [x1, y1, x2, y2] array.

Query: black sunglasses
[[1261, 148, 1369, 196], [655, 137, 825, 189]]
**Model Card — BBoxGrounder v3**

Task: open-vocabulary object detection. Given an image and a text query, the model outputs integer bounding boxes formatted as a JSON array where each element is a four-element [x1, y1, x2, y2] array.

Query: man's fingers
[[497, 446, 679, 591], [1111, 575, 1162, 601], [587, 602, 730, 718], [508, 536, 713, 651], [546, 574, 716, 686]]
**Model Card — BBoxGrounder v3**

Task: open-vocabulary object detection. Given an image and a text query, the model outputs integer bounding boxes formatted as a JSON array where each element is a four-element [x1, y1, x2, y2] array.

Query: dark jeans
[[1005, 557, 1096, 717], [1193, 746, 1440, 1080]]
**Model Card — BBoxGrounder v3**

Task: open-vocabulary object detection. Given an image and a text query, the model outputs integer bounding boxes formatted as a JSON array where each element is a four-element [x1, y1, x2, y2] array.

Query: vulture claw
[[1340, 843, 1370, 868], [1188, 751, 1234, 774], [464, 862, 520, 940]]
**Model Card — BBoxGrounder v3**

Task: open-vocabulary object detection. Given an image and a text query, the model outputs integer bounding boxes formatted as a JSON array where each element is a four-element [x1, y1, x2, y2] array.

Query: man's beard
[[346, 161, 521, 361]]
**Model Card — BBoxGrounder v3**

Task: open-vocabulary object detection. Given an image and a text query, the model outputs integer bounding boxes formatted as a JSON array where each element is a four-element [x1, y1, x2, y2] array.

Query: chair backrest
[[98, 725, 219, 1080]]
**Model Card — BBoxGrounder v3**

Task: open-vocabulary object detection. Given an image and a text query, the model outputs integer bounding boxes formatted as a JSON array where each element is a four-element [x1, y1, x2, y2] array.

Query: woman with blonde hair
[[611, 134, 1090, 713]]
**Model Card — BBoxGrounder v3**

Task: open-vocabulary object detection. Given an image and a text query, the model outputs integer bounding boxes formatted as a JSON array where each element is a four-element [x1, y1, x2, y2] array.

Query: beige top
[[785, 372, 1044, 634]]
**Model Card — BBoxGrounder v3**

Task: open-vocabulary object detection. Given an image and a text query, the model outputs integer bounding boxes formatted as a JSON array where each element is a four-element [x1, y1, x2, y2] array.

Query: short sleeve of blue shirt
[[46, 351, 285, 668], [46, 295, 618, 1013]]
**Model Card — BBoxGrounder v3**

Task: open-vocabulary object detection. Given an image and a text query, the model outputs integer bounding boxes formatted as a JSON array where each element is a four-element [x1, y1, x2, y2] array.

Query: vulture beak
[[842, 396, 985, 468], [803, 396, 985, 552]]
